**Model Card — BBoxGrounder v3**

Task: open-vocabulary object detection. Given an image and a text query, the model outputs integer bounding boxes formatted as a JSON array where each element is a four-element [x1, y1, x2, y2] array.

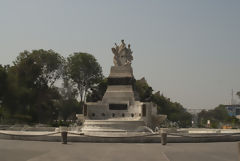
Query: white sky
[[0, 0, 240, 109]]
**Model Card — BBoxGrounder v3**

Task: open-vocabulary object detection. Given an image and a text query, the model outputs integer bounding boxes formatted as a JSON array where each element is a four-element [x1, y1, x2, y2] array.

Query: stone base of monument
[[2, 129, 240, 143], [81, 119, 154, 136]]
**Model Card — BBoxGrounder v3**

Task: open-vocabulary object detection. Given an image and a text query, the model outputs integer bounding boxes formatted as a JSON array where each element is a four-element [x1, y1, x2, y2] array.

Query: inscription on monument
[[109, 104, 128, 110]]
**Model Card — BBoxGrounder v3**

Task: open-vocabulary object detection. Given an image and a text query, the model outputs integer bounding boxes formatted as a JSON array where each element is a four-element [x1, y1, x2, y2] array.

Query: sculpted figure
[[111, 40, 133, 66], [111, 43, 121, 66], [126, 44, 133, 65], [119, 40, 126, 51]]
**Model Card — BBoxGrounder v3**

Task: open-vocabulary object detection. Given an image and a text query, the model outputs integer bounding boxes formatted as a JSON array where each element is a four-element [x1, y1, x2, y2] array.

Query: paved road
[[0, 139, 238, 161]]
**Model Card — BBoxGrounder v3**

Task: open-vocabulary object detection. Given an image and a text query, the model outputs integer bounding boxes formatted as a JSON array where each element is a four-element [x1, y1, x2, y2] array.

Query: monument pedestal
[[80, 41, 161, 135], [81, 120, 145, 133]]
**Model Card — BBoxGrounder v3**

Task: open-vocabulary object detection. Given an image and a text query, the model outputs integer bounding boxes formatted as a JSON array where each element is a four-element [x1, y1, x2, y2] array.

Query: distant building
[[225, 105, 240, 119]]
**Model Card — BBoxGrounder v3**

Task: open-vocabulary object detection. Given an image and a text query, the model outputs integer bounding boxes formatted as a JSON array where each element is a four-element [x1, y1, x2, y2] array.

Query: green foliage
[[0, 65, 8, 100], [58, 99, 81, 121], [12, 49, 64, 123], [237, 91, 240, 99], [198, 105, 238, 128], [51, 120, 71, 127], [60, 78, 78, 100], [86, 78, 108, 102], [151, 93, 192, 127], [0, 49, 104, 125], [0, 50, 64, 124], [135, 78, 153, 102], [134, 77, 192, 127], [66, 53, 103, 102], [14, 49, 64, 88]]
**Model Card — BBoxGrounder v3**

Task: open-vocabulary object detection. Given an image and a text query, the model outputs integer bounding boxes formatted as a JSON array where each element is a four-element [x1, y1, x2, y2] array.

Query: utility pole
[[231, 89, 234, 105]]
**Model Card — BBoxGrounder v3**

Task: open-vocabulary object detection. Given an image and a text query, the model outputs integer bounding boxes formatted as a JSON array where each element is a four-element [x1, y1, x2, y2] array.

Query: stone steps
[[81, 120, 146, 133]]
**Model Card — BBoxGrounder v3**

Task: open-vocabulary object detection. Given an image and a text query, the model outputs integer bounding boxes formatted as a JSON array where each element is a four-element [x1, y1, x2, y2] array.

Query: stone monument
[[81, 40, 160, 135]]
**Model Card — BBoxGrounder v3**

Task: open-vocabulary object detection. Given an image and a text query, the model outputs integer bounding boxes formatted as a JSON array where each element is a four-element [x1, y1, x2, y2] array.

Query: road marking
[[162, 152, 171, 161]]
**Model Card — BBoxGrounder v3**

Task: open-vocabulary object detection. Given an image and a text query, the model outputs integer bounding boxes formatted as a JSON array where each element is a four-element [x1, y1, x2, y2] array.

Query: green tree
[[237, 91, 240, 100], [66, 52, 103, 103], [13, 49, 64, 123], [135, 77, 153, 102], [198, 105, 235, 128], [134, 77, 192, 127], [0, 65, 8, 120], [58, 99, 80, 121], [14, 49, 64, 88], [59, 78, 78, 101], [86, 78, 108, 102], [1, 66, 24, 117], [1, 49, 64, 123], [0, 65, 7, 100], [151, 92, 192, 127], [57, 77, 81, 120]]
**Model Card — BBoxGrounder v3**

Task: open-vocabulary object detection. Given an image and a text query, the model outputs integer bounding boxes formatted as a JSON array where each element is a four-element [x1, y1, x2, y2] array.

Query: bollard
[[161, 132, 167, 145], [61, 131, 68, 144]]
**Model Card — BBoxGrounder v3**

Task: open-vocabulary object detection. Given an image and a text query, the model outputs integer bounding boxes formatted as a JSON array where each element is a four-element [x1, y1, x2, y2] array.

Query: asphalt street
[[0, 139, 238, 161]]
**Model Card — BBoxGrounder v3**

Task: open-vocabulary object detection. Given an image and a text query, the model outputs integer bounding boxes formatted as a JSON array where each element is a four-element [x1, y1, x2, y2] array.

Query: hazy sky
[[0, 0, 240, 109]]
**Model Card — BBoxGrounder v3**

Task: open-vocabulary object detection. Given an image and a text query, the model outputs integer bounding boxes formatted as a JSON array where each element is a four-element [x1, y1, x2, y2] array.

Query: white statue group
[[111, 40, 133, 67]]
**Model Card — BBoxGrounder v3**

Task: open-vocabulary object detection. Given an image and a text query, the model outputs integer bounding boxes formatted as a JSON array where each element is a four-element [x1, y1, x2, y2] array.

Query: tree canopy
[[14, 49, 64, 88], [0, 50, 65, 123], [237, 91, 240, 100], [197, 105, 238, 128], [86, 78, 108, 102], [66, 52, 103, 102], [0, 65, 7, 100], [0, 49, 104, 125]]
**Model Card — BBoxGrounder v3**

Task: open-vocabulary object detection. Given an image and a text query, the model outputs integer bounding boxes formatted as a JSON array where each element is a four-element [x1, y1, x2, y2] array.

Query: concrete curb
[[1, 132, 240, 143], [168, 134, 240, 143]]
